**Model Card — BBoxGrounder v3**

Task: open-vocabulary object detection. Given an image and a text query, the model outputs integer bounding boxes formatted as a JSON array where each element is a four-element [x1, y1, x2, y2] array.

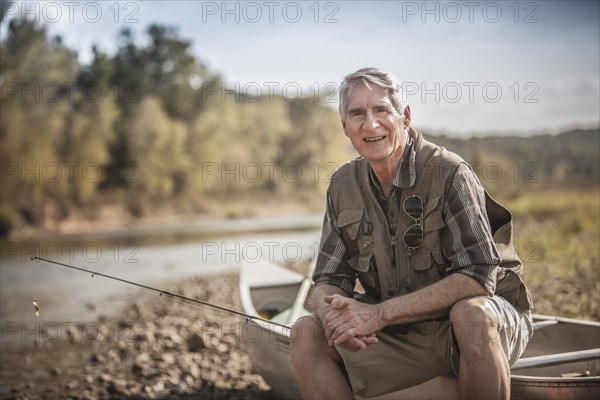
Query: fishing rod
[[32, 256, 291, 330]]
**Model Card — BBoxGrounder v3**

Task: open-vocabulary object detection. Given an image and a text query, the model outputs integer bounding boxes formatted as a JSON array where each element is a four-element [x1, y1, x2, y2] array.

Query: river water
[[0, 214, 323, 344]]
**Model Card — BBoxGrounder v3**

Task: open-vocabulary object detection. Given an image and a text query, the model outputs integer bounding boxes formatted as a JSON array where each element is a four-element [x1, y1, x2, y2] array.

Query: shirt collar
[[369, 134, 416, 196]]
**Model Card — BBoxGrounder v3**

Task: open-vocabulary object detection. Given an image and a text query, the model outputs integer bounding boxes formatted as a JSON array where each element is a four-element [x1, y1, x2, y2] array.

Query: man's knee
[[290, 317, 323, 357], [450, 297, 500, 349], [450, 297, 498, 325], [290, 316, 342, 365]]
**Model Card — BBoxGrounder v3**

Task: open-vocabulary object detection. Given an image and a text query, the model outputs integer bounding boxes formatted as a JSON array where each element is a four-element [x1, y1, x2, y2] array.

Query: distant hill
[[421, 128, 599, 194], [424, 128, 600, 182]]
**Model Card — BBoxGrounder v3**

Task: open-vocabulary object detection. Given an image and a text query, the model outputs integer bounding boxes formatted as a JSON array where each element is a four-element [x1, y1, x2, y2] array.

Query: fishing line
[[32, 256, 291, 330]]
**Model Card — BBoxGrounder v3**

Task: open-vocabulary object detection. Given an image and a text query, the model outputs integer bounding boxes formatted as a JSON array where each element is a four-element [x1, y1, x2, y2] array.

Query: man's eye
[[374, 107, 389, 114]]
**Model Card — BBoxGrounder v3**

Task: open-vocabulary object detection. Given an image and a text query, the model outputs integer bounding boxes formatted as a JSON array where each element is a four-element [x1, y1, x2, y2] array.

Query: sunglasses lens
[[403, 196, 423, 219], [404, 224, 423, 248]]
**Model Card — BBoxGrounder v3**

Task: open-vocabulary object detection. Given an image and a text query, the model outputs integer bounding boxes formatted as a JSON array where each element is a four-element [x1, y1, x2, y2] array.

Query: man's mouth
[[364, 136, 385, 142]]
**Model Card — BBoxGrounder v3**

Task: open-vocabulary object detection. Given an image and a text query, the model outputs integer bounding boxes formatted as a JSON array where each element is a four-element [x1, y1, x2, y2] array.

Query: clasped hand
[[323, 294, 382, 352]]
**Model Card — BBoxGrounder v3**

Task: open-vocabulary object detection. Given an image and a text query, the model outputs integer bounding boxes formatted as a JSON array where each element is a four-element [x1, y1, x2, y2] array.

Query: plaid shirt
[[314, 139, 500, 297]]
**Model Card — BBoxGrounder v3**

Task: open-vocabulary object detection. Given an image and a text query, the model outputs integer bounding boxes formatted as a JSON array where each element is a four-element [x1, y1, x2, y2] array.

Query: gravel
[[3, 273, 279, 400]]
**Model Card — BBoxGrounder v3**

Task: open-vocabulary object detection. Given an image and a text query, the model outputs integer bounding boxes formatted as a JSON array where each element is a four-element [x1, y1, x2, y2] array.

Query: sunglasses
[[403, 195, 423, 249]]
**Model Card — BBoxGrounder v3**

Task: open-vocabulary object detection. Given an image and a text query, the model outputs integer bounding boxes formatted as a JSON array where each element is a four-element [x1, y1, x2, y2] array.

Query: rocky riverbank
[[2, 273, 279, 400]]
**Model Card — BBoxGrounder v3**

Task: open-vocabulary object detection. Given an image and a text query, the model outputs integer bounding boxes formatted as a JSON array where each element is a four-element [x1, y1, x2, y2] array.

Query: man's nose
[[364, 112, 380, 131]]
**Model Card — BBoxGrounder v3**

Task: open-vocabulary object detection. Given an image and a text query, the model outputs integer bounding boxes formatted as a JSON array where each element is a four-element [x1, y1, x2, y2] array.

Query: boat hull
[[511, 375, 600, 400], [240, 260, 600, 399]]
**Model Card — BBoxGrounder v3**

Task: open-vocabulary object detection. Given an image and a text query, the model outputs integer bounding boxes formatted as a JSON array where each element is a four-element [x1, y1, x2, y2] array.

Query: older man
[[290, 68, 533, 400]]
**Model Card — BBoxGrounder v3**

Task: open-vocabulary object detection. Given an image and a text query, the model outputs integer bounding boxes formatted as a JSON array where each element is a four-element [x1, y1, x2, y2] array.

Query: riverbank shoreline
[[6, 208, 324, 249], [5, 195, 326, 243], [1, 272, 279, 400]]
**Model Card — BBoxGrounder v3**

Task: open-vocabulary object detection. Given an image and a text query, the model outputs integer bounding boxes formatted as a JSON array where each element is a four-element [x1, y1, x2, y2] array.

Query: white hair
[[338, 67, 406, 121]]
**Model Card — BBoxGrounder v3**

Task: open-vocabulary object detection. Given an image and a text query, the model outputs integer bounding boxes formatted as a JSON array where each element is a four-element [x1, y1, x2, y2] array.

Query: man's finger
[[333, 326, 360, 346], [335, 334, 378, 352], [336, 337, 366, 352], [324, 294, 348, 307], [327, 321, 347, 344], [324, 295, 337, 304], [357, 334, 378, 345], [323, 310, 344, 338], [324, 316, 344, 340], [330, 297, 350, 310]]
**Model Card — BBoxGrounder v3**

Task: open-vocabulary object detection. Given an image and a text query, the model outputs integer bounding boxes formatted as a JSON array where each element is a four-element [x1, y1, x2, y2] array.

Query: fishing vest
[[329, 128, 533, 311]]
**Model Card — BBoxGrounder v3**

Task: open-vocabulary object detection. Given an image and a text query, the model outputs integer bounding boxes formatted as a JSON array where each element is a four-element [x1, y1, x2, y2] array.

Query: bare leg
[[450, 298, 510, 400], [290, 317, 354, 400]]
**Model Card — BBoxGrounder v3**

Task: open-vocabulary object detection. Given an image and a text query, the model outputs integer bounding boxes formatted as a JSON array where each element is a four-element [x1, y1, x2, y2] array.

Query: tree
[[0, 20, 78, 224], [126, 97, 190, 202]]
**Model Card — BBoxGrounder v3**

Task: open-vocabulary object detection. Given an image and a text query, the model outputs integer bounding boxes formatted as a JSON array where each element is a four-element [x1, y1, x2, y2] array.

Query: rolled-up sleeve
[[312, 190, 357, 297], [442, 164, 500, 295]]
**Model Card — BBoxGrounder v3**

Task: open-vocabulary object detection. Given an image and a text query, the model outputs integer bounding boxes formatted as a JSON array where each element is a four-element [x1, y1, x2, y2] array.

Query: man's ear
[[341, 119, 349, 137], [404, 105, 411, 126]]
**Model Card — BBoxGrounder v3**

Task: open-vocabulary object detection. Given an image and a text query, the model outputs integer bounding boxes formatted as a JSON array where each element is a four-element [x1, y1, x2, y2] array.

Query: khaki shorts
[[309, 295, 533, 398]]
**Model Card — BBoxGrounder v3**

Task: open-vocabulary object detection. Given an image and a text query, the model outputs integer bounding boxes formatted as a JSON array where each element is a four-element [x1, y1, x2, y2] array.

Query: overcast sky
[[3, 0, 599, 136]]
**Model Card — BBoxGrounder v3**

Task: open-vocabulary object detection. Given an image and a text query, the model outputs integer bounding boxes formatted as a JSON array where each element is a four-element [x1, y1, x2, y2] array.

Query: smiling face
[[342, 80, 410, 166]]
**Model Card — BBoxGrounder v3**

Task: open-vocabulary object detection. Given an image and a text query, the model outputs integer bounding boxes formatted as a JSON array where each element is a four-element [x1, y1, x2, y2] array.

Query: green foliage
[[0, 20, 78, 223], [425, 129, 600, 198], [0, 19, 351, 237], [1, 18, 597, 253], [127, 97, 190, 200], [1, 18, 597, 324], [504, 188, 599, 320], [62, 97, 118, 206]]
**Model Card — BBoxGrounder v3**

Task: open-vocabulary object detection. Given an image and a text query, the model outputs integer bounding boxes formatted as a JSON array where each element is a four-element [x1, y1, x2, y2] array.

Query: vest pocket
[[410, 218, 446, 290], [423, 194, 442, 219], [347, 244, 377, 290], [347, 240, 374, 272], [410, 252, 443, 290], [338, 207, 364, 240], [423, 198, 445, 232], [338, 208, 378, 293]]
